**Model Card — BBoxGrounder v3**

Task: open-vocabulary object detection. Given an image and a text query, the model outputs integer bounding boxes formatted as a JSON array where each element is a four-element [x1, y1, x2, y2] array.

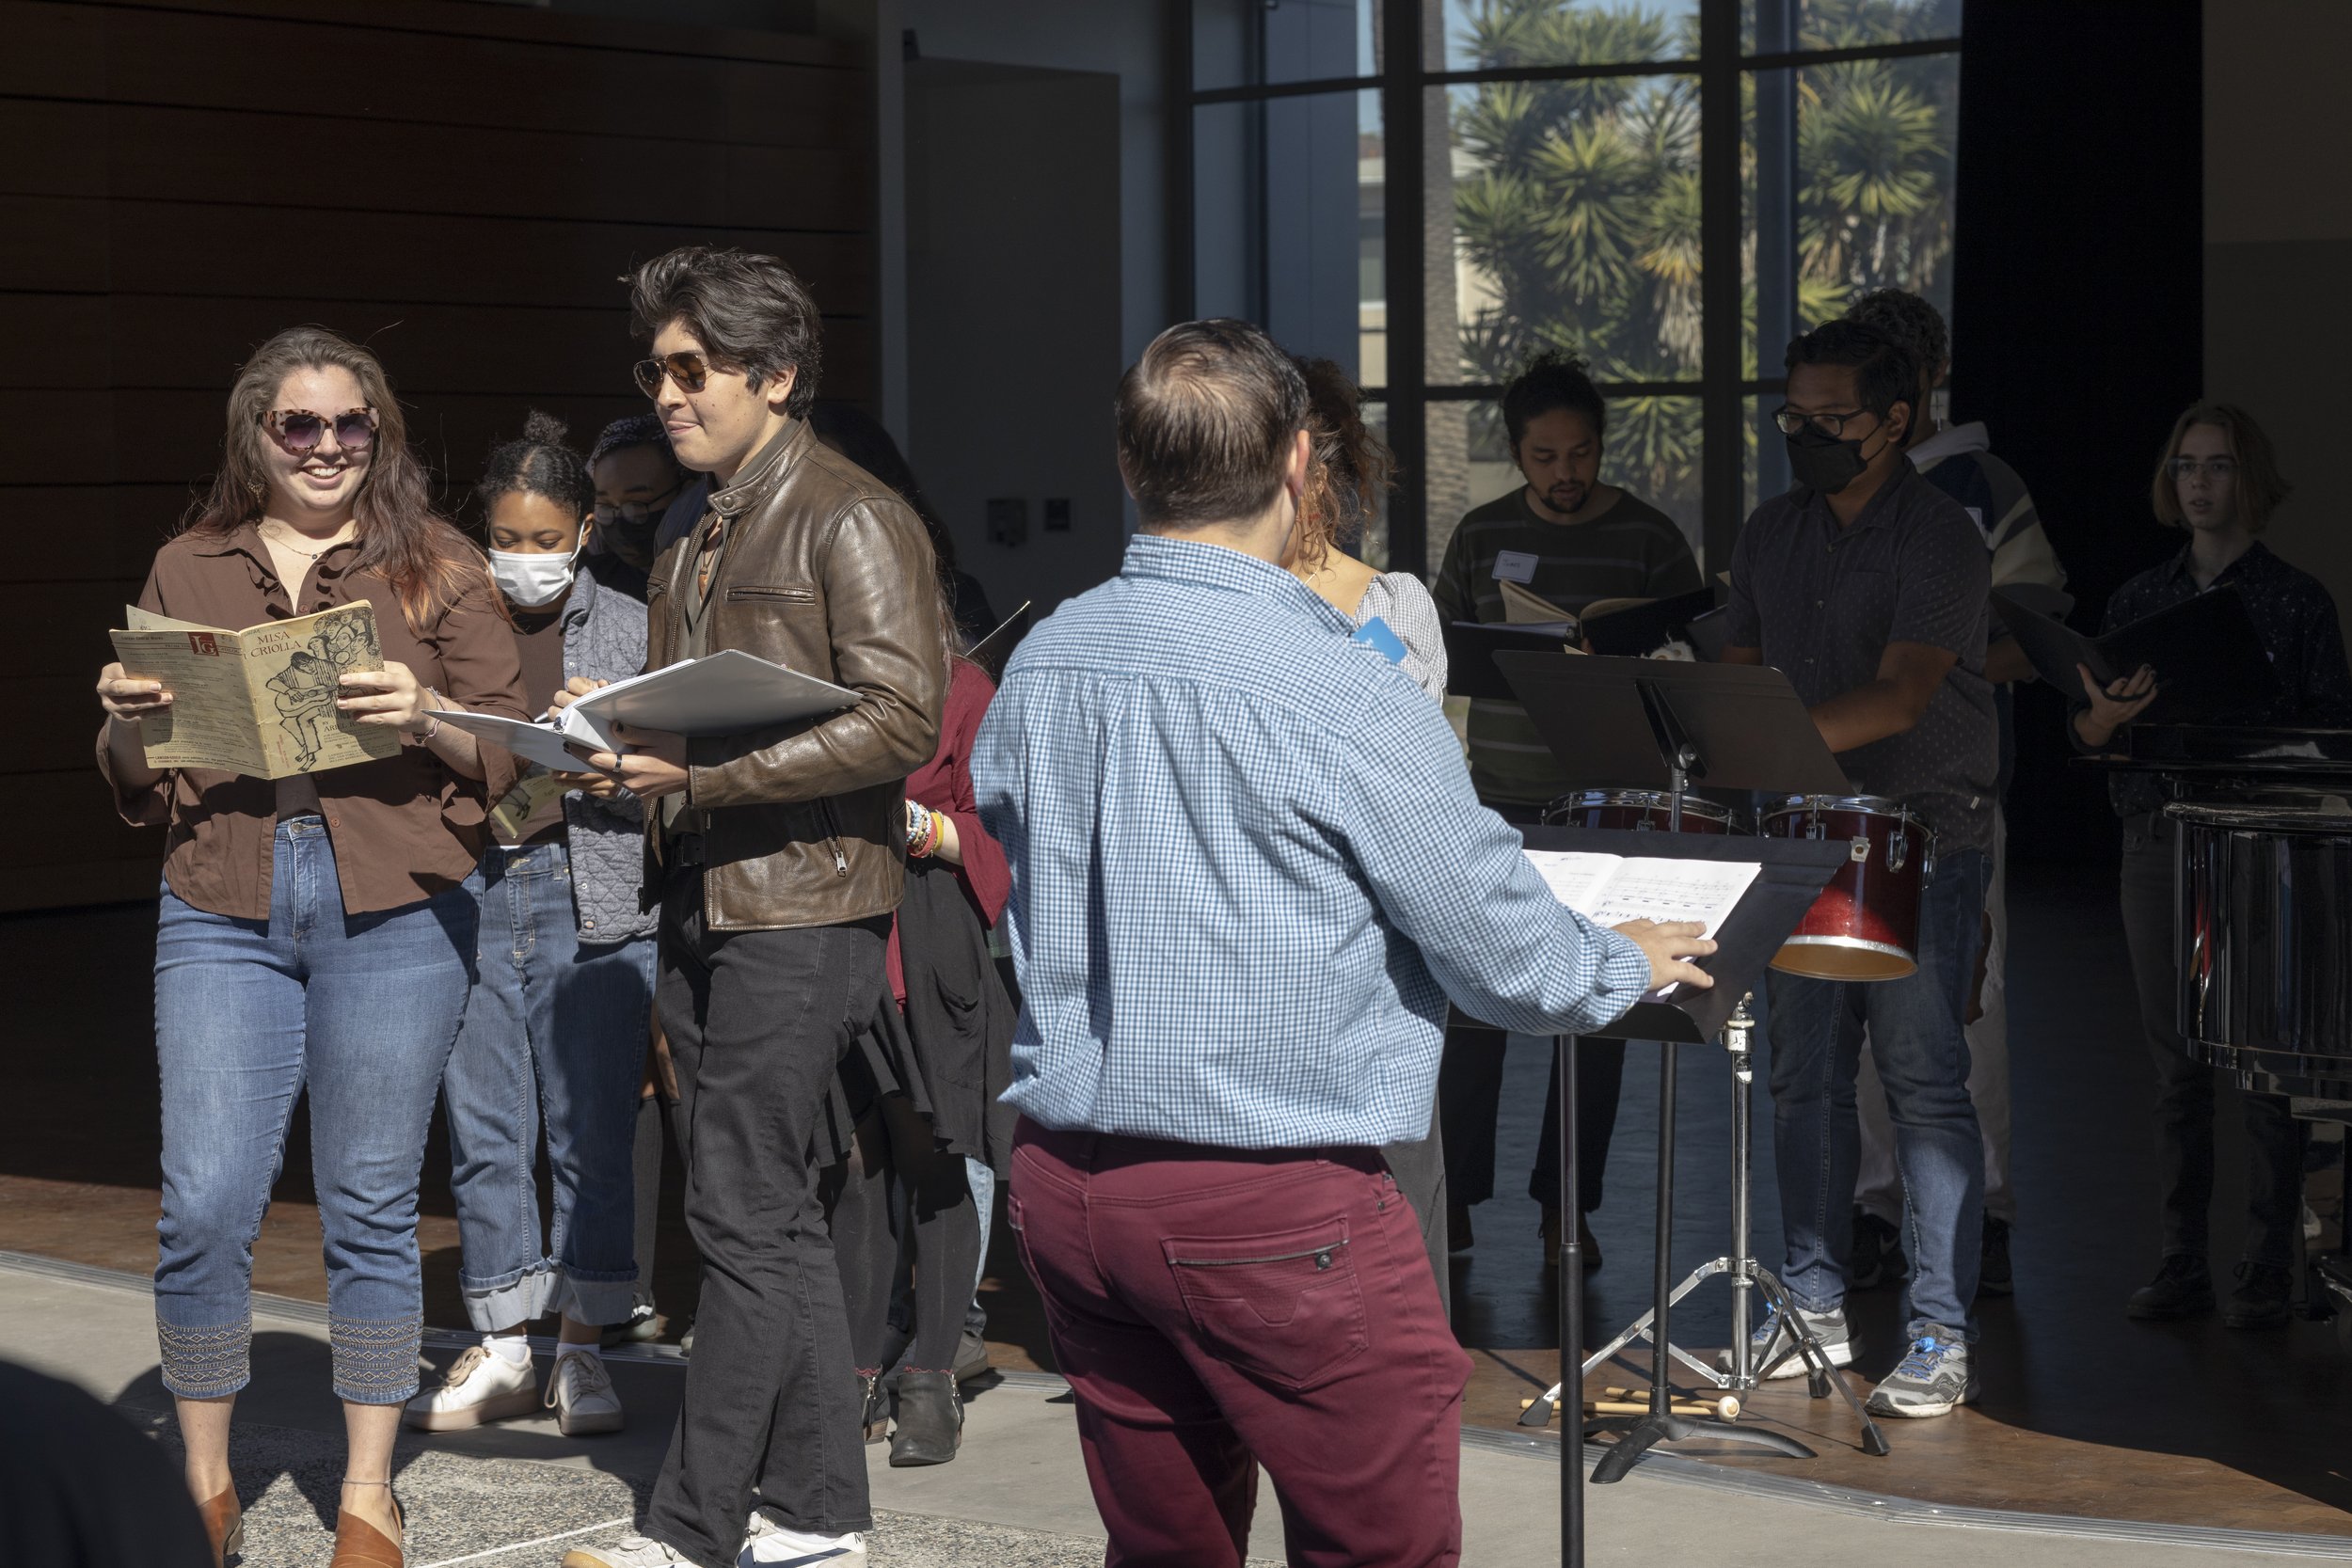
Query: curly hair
[[1847, 289, 1948, 385], [2151, 402, 2292, 532], [626, 246, 823, 417], [182, 325, 486, 636], [1290, 356, 1395, 574], [589, 412, 676, 472], [476, 410, 595, 527]]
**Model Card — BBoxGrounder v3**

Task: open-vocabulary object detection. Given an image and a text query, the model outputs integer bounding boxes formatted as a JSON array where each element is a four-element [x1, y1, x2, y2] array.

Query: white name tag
[[1492, 549, 1538, 584]]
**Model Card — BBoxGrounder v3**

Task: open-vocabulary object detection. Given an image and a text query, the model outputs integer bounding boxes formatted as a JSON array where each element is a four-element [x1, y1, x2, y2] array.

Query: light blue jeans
[[444, 841, 655, 1329], [964, 1156, 994, 1336], [153, 817, 478, 1403], [1767, 847, 1991, 1339]]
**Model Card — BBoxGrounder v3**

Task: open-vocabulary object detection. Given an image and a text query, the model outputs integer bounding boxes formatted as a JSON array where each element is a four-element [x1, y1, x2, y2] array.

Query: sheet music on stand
[[1483, 651, 1880, 1566]]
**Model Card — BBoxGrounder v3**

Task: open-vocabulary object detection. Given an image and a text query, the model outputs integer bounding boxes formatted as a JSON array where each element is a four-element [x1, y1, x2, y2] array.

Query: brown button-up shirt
[[96, 522, 531, 917]]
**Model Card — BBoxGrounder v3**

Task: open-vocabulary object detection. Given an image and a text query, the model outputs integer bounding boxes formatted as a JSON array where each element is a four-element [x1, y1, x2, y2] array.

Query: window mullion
[[1379, 0, 1427, 576], [1699, 0, 1742, 573]]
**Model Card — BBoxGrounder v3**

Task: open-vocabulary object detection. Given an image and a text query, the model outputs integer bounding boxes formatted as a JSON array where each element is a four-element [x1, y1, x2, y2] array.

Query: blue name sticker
[[1352, 615, 1410, 666]]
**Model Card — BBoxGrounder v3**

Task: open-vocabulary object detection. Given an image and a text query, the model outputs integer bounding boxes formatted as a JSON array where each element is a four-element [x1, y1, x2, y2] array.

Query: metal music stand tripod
[[1485, 654, 1887, 1566]]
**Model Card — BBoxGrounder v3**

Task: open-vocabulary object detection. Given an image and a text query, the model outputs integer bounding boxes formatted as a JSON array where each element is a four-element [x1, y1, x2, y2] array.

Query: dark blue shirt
[[2089, 541, 2352, 819]]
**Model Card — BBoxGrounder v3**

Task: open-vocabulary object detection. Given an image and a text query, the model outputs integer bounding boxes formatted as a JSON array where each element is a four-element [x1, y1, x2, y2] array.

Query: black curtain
[[1952, 0, 2203, 866]]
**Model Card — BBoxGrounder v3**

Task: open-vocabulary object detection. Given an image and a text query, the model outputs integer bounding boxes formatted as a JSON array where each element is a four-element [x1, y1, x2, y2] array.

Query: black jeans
[[644, 871, 883, 1565], [1438, 1029, 1624, 1213], [2118, 816, 2305, 1269]]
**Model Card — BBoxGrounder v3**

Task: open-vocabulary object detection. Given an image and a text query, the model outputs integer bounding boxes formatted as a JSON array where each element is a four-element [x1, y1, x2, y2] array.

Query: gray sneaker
[[1718, 1302, 1852, 1380], [1865, 1327, 1976, 1418]]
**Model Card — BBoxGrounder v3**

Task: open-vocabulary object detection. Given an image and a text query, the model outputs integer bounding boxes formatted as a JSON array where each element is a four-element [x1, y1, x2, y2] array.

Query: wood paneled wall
[[0, 0, 874, 911]]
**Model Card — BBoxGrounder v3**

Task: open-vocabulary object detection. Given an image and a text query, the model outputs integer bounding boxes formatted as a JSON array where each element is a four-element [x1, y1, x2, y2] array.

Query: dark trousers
[[824, 1090, 981, 1375], [1009, 1118, 1470, 1568], [643, 871, 883, 1566], [1439, 1028, 1624, 1212], [2118, 816, 2305, 1268]]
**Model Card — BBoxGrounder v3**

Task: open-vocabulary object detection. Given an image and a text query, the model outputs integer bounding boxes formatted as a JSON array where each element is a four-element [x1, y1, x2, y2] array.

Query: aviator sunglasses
[[633, 350, 721, 399], [262, 406, 379, 454]]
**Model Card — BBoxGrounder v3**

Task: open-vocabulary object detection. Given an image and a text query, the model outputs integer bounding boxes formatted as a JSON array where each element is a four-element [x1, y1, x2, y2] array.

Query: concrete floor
[[7, 1252, 2344, 1568]]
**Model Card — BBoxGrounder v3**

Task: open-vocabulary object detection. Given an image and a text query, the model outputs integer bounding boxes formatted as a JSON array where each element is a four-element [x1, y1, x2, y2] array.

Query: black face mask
[[1784, 420, 1882, 496], [599, 517, 662, 574]]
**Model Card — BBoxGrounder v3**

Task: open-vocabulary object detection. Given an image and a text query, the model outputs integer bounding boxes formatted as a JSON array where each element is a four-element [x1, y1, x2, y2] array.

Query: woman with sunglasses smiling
[[94, 326, 529, 1568]]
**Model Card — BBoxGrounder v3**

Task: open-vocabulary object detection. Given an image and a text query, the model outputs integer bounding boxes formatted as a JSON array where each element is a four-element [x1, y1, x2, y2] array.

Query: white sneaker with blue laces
[[1864, 1326, 1977, 1418], [739, 1511, 866, 1566]]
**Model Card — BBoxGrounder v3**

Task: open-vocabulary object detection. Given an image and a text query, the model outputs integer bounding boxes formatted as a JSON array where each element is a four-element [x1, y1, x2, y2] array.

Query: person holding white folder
[[560, 248, 946, 1568]]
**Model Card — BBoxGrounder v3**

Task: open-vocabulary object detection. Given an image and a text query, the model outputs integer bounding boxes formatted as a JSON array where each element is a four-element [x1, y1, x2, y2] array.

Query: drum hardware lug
[[1850, 837, 1871, 863], [1886, 833, 1907, 873]]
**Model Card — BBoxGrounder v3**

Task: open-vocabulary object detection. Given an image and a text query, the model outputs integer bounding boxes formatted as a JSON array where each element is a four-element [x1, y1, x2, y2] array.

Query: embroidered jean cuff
[[330, 1312, 424, 1404], [158, 1314, 251, 1400]]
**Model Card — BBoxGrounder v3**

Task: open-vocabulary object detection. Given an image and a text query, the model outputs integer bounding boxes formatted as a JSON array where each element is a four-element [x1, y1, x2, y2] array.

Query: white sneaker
[[1717, 1303, 1854, 1380], [404, 1338, 538, 1431], [562, 1531, 699, 1568], [546, 1349, 625, 1436], [740, 1511, 867, 1566]]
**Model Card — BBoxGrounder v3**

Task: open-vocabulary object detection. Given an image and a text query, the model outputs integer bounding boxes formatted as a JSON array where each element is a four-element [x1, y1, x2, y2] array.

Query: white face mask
[[489, 538, 580, 609]]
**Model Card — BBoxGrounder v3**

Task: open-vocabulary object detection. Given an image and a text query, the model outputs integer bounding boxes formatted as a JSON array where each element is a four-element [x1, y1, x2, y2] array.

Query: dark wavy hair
[[627, 246, 823, 417], [183, 325, 487, 635], [1502, 350, 1607, 451], [476, 411, 595, 526], [1785, 319, 1921, 433], [1291, 356, 1394, 573]]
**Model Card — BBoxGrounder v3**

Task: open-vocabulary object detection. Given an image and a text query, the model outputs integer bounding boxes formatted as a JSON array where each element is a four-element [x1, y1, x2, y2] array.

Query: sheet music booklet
[[1523, 847, 1762, 1000]]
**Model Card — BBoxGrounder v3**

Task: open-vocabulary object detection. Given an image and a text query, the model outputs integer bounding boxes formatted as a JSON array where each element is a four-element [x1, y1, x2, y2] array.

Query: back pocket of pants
[[1163, 1218, 1368, 1392]]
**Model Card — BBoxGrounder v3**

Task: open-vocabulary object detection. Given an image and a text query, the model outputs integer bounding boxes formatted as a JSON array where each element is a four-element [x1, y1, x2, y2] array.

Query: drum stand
[[1522, 992, 1888, 1478]]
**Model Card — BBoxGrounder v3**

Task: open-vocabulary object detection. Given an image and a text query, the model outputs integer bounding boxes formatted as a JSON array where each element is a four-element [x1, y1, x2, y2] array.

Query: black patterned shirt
[[2084, 541, 2352, 819], [1727, 461, 1998, 854]]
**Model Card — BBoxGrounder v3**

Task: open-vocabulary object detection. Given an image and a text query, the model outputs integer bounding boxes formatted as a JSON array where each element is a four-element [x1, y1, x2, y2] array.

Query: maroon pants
[[1008, 1117, 1470, 1568]]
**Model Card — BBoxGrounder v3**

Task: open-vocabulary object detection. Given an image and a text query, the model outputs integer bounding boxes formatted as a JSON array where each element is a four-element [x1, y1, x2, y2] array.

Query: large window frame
[[1180, 0, 1963, 575]]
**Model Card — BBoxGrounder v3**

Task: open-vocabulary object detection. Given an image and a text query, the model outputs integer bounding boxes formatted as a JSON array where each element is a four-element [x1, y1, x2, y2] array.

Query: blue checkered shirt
[[971, 533, 1651, 1148]]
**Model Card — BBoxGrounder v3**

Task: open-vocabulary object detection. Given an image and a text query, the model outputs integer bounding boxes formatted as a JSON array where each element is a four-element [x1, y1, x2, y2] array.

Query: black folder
[[1578, 586, 1722, 658], [1992, 584, 2280, 724], [1441, 620, 1576, 701]]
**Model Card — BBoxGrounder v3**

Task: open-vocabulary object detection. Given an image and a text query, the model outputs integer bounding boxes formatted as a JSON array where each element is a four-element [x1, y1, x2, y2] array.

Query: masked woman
[[95, 327, 529, 1568], [403, 414, 658, 1441]]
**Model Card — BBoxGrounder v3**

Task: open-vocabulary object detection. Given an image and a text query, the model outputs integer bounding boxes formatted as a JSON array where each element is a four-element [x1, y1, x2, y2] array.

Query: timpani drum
[[1761, 795, 1935, 982], [2169, 800, 2352, 1099], [1544, 788, 1741, 835]]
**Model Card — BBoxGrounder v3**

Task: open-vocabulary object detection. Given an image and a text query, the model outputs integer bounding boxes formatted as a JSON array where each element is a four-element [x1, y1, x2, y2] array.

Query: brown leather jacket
[[647, 420, 946, 931]]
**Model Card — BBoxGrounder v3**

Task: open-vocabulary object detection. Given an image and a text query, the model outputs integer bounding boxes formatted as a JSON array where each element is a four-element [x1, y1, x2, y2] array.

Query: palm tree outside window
[[1184, 0, 1962, 575]]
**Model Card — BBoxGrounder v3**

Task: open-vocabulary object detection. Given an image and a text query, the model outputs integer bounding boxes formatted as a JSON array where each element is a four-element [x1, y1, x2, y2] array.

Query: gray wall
[[2205, 0, 2352, 638], [890, 1, 1180, 617], [903, 60, 1126, 619]]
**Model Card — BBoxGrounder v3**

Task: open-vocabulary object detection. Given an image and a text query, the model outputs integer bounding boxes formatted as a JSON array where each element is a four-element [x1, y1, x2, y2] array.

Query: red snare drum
[[1543, 789, 1740, 835], [1761, 795, 1935, 981]]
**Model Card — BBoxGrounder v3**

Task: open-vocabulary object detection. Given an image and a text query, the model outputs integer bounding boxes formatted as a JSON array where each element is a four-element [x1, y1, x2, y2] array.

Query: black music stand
[[1485, 654, 1876, 1567]]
